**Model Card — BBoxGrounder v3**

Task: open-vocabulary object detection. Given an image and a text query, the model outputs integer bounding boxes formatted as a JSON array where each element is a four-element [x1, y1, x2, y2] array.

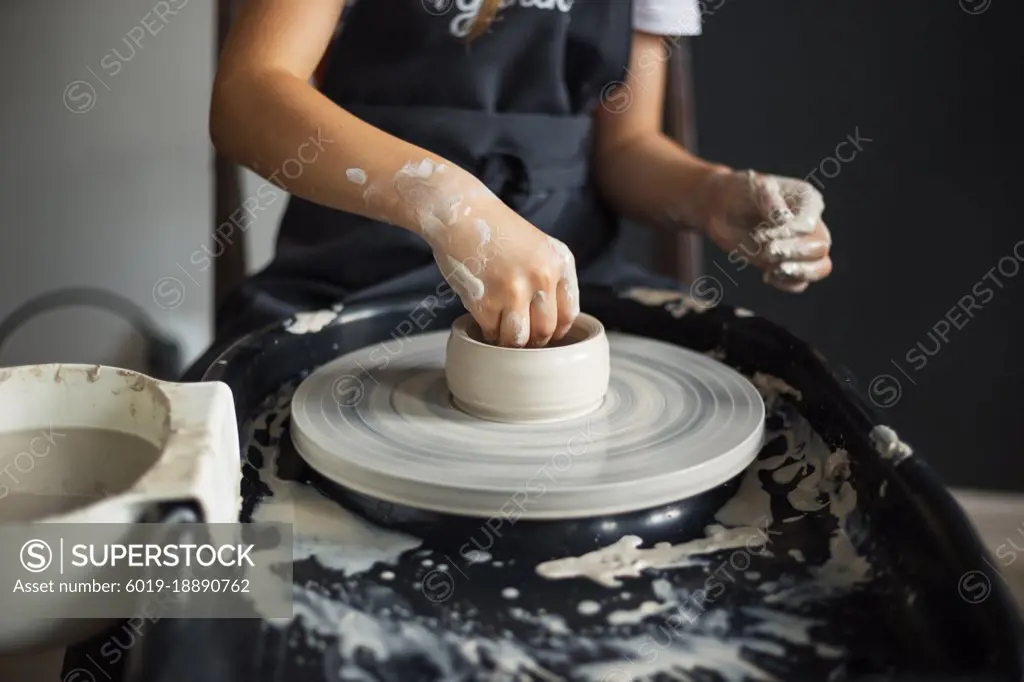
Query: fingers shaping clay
[[445, 313, 610, 423]]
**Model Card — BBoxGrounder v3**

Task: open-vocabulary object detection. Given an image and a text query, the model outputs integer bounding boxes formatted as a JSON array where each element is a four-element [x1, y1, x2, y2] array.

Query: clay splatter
[[870, 425, 914, 462], [239, 369, 863, 681], [444, 255, 485, 301], [536, 525, 770, 588], [284, 310, 340, 334]]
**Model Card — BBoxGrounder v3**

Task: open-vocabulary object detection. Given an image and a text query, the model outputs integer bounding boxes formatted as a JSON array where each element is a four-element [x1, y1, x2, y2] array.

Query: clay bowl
[[444, 313, 610, 423], [0, 364, 239, 654]]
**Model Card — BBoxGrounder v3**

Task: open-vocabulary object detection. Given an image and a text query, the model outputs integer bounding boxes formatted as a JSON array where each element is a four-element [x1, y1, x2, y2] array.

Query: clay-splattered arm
[[592, 32, 729, 233], [211, 0, 484, 237], [593, 32, 833, 292], [211, 0, 580, 346]]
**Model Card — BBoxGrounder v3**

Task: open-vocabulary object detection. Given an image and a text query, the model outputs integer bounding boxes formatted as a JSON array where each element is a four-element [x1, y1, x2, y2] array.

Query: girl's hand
[[702, 170, 833, 293], [428, 199, 580, 348]]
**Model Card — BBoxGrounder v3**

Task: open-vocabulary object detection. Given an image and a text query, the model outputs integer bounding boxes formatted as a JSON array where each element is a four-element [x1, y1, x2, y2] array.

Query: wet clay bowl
[[445, 313, 610, 423], [0, 364, 240, 654]]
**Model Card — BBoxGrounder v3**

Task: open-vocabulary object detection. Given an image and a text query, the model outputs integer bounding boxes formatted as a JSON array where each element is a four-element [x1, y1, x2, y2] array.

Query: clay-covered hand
[[429, 202, 580, 348], [702, 170, 833, 293]]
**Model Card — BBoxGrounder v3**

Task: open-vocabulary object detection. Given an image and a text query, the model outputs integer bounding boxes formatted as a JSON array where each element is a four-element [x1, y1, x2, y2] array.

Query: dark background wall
[[631, 0, 1023, 490]]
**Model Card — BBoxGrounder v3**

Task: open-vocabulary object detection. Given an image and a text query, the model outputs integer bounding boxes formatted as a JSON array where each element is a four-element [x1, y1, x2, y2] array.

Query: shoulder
[[632, 0, 703, 36]]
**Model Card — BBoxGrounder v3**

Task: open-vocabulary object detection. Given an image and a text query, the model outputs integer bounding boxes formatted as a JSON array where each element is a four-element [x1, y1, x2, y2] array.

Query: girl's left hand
[[702, 169, 833, 293]]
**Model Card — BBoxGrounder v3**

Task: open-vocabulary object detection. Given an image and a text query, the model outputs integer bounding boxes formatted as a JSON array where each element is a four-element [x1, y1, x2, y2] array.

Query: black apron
[[206, 0, 685, 358]]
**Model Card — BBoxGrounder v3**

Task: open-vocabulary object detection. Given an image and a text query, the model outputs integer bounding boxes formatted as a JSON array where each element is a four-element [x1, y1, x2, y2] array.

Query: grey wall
[[0, 0, 282, 370]]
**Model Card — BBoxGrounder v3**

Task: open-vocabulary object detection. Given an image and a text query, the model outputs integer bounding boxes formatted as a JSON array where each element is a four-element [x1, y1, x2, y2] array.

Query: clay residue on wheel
[[750, 371, 803, 403], [869, 425, 914, 462], [239, 370, 861, 681], [535, 524, 771, 588], [619, 287, 708, 317], [285, 310, 340, 334]]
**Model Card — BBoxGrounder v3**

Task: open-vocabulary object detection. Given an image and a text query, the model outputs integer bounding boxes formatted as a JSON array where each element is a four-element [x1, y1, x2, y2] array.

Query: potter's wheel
[[289, 331, 765, 520], [127, 290, 1022, 682]]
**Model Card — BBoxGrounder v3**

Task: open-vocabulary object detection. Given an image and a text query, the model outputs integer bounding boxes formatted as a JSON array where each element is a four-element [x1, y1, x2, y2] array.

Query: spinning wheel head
[[445, 313, 610, 424], [289, 328, 765, 521]]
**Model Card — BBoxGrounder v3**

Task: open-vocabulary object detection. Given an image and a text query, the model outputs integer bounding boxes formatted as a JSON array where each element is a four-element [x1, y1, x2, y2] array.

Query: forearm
[[210, 69, 494, 239], [593, 131, 731, 233]]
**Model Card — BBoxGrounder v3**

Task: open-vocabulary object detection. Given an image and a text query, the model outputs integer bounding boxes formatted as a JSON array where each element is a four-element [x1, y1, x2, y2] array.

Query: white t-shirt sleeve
[[632, 0, 703, 36]]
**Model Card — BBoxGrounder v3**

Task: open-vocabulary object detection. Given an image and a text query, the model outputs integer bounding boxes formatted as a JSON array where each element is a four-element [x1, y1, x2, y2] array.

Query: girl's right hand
[[429, 201, 581, 348]]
